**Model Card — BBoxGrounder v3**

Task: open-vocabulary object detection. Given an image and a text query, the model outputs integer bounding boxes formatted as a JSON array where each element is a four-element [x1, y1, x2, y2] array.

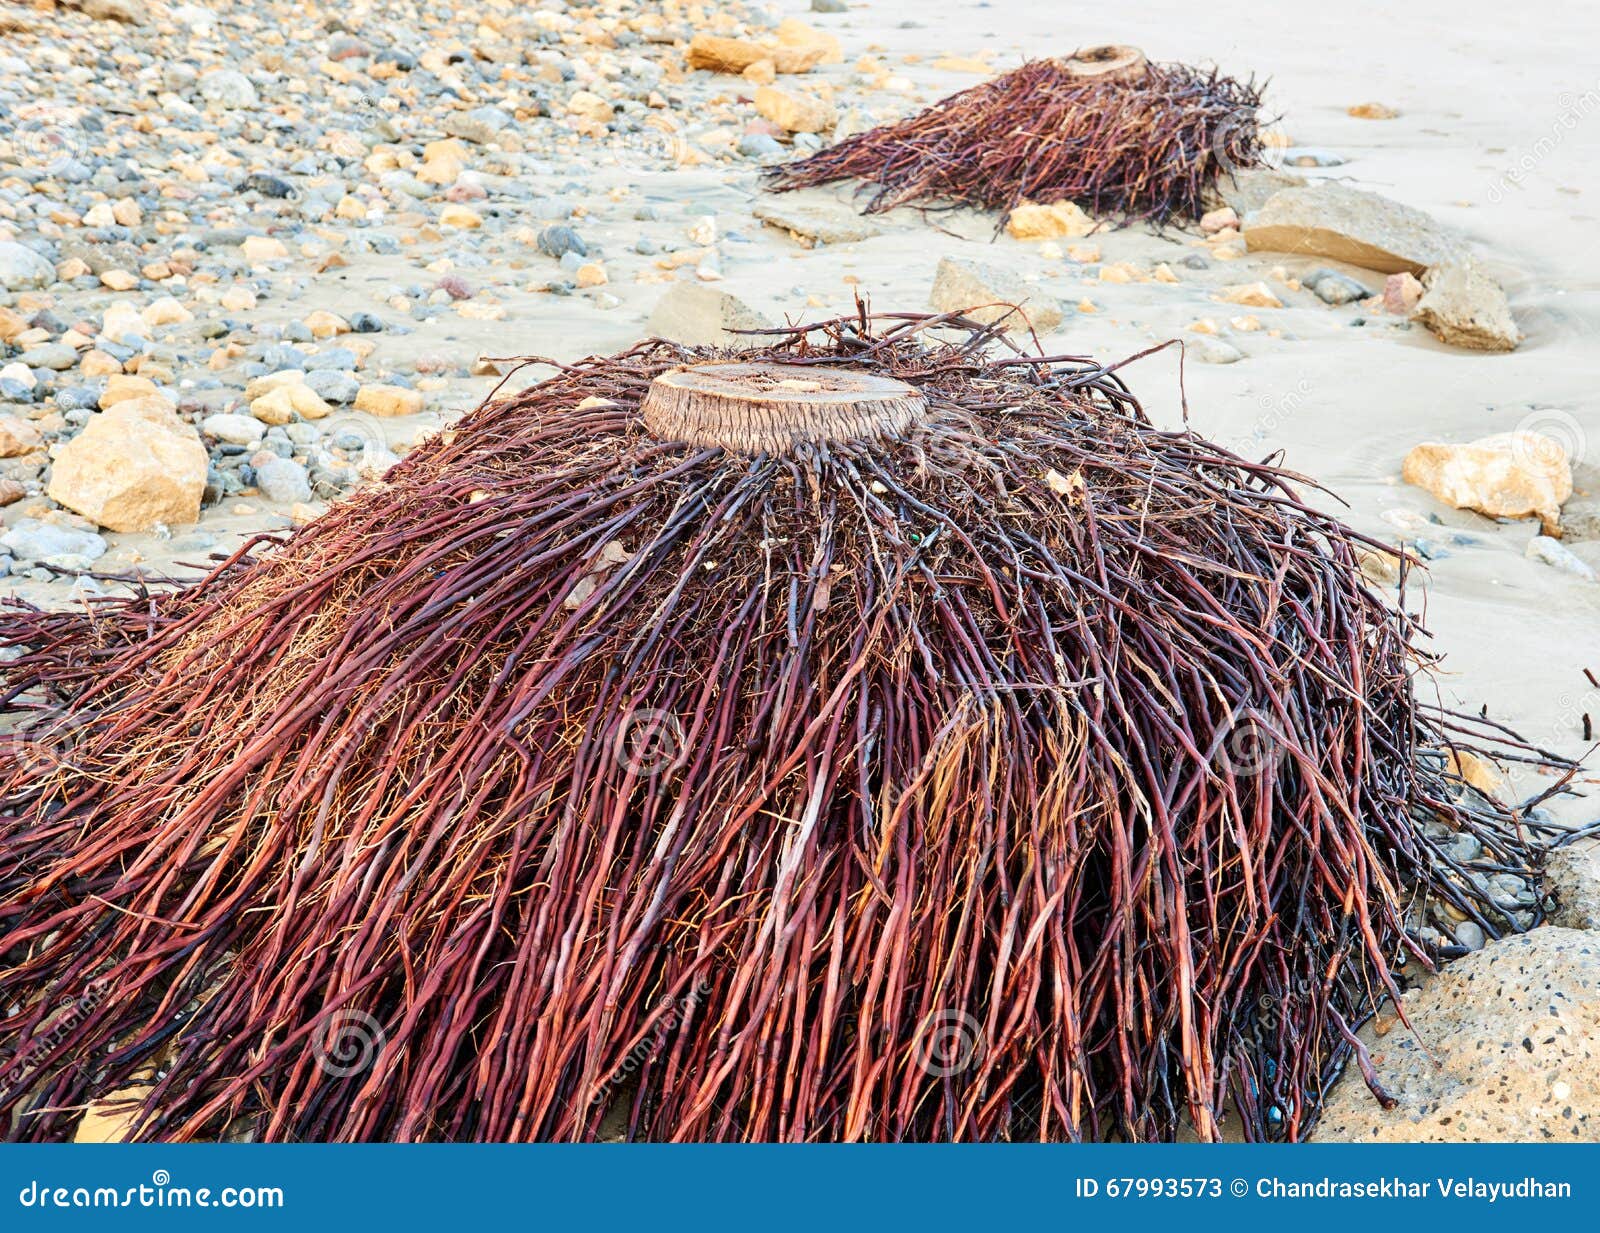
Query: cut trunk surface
[[1062, 45, 1148, 83], [640, 362, 925, 454]]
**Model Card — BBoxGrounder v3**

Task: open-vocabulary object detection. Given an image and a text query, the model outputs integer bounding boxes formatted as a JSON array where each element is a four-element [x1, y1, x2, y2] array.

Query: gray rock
[[1283, 148, 1346, 168], [646, 283, 772, 348], [201, 413, 266, 446], [0, 241, 55, 291], [752, 201, 880, 246], [1546, 843, 1600, 930], [537, 224, 586, 259], [304, 348, 358, 372], [18, 343, 77, 371], [1213, 167, 1305, 218], [1244, 183, 1464, 275], [1314, 928, 1600, 1141], [1305, 268, 1371, 306], [1525, 534, 1596, 580], [737, 133, 785, 160], [0, 518, 108, 565], [1414, 261, 1520, 352], [812, 0, 847, 9], [1187, 336, 1244, 364], [198, 70, 258, 110], [255, 457, 312, 504], [304, 370, 361, 404], [928, 257, 1063, 333]]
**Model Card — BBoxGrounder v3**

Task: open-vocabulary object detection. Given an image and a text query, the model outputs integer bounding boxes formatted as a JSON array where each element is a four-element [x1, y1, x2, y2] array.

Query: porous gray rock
[[1546, 844, 1600, 930], [1315, 928, 1600, 1141]]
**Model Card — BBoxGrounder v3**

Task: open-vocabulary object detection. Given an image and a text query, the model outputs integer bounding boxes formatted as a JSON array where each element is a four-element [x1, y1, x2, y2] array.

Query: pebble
[[1526, 535, 1597, 580], [0, 519, 108, 566], [254, 456, 313, 504], [1305, 269, 1370, 305], [0, 242, 56, 291], [538, 225, 588, 259]]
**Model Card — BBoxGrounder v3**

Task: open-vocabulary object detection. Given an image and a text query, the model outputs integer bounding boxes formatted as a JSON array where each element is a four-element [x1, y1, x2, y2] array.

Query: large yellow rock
[[1402, 431, 1572, 536], [48, 400, 208, 532], [753, 86, 835, 134], [1005, 200, 1097, 240], [355, 383, 425, 417]]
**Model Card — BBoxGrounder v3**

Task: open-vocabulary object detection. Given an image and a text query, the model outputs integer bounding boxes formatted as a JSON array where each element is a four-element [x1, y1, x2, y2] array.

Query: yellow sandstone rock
[[99, 373, 160, 409], [48, 402, 208, 532], [241, 235, 289, 263], [1217, 281, 1283, 308], [79, 349, 122, 377], [304, 310, 350, 339], [1005, 200, 1097, 240], [439, 204, 482, 229], [753, 86, 835, 134], [0, 415, 44, 457], [355, 383, 425, 417], [1402, 432, 1572, 536]]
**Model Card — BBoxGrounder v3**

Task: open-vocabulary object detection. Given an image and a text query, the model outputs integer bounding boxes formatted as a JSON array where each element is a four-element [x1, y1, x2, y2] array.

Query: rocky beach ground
[[3, 0, 1599, 1139]]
